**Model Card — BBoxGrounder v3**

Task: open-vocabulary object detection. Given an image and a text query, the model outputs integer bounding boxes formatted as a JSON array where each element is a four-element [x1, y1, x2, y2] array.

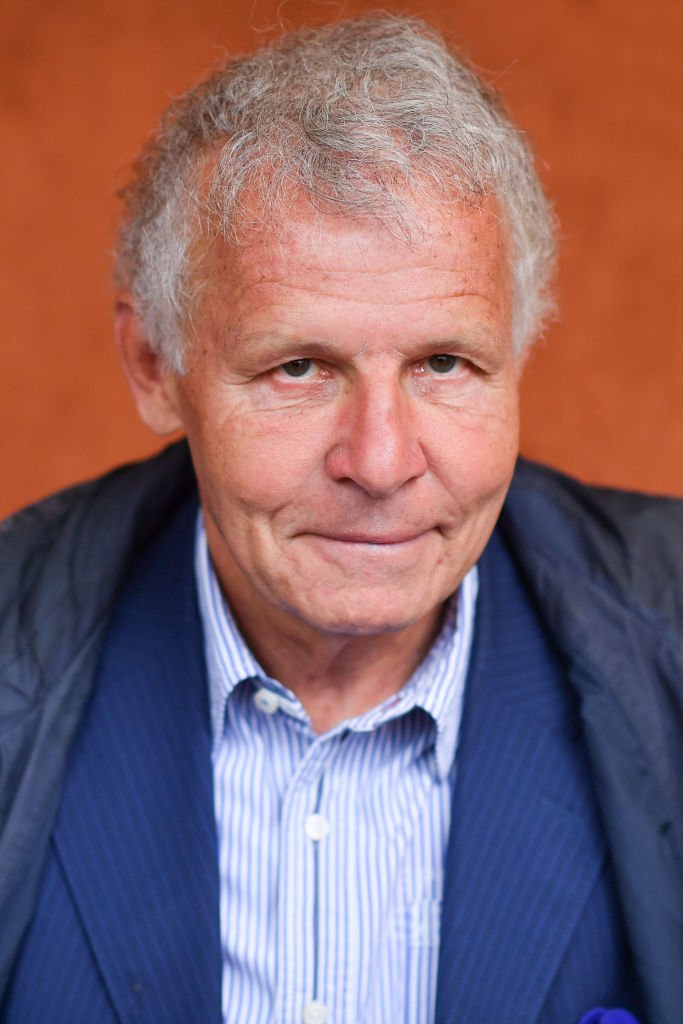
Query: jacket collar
[[435, 527, 610, 1024], [52, 493, 222, 1024], [502, 461, 683, 1024], [0, 442, 197, 998]]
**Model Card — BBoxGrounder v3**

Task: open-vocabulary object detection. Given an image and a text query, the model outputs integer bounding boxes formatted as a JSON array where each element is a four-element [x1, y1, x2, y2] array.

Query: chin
[[293, 591, 439, 638]]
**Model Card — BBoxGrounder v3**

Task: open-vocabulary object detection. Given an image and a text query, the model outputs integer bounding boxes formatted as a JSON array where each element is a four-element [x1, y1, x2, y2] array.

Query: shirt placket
[[276, 733, 336, 1024]]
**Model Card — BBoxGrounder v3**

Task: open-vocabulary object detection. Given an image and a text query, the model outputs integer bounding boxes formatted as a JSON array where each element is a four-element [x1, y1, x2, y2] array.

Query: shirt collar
[[194, 514, 265, 749], [343, 569, 478, 780], [195, 511, 478, 779]]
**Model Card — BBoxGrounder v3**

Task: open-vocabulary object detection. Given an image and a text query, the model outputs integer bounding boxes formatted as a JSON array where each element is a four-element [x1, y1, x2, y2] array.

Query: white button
[[304, 813, 330, 842], [253, 687, 280, 715], [303, 1001, 329, 1024]]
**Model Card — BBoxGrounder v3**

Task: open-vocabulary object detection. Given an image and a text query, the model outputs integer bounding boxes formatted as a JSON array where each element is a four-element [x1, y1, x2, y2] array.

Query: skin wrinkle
[[191, 191, 510, 329]]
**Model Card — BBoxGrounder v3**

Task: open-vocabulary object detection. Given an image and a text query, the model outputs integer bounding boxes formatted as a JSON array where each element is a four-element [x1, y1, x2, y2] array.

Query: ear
[[115, 295, 184, 436]]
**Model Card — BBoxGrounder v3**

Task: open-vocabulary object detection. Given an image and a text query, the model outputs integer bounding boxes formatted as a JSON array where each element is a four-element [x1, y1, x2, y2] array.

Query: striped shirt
[[195, 512, 478, 1024]]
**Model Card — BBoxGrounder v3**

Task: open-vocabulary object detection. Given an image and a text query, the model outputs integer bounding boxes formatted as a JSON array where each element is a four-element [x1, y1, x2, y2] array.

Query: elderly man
[[1, 14, 681, 1024]]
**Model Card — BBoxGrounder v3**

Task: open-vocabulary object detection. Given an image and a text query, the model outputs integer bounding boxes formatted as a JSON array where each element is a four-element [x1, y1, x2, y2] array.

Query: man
[[0, 14, 681, 1024]]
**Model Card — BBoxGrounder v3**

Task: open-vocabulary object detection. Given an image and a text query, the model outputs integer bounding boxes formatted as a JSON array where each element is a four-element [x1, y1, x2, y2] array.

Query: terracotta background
[[2, 0, 681, 518]]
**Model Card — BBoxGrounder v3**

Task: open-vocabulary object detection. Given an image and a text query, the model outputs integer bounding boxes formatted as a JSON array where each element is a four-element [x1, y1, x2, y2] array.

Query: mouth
[[306, 530, 429, 546]]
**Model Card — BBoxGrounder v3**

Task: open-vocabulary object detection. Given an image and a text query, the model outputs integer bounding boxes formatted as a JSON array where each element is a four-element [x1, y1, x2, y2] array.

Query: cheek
[[427, 394, 519, 501], [192, 404, 333, 515]]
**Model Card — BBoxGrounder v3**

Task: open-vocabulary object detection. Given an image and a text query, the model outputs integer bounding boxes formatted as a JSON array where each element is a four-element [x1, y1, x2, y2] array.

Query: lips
[[306, 530, 428, 545]]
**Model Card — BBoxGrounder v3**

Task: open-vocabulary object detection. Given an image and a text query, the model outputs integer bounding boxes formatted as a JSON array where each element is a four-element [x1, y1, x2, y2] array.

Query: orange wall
[[2, 0, 681, 518]]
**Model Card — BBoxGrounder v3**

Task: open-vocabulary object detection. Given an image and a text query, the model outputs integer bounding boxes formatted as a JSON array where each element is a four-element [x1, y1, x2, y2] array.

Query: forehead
[[202, 193, 511, 307]]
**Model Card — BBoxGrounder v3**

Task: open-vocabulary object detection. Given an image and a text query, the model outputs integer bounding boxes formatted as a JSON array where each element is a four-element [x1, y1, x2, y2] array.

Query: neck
[[228, 598, 443, 734]]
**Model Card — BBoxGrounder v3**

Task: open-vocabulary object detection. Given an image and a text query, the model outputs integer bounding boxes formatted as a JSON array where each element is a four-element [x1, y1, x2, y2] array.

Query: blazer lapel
[[53, 497, 222, 1024], [436, 530, 609, 1024]]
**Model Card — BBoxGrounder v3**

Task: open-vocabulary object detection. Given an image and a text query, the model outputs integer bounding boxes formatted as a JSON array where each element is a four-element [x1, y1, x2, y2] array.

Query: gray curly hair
[[115, 14, 557, 371]]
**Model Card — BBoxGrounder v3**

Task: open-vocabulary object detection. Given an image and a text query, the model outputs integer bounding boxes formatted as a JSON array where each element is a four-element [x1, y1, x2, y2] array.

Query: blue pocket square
[[578, 1010, 640, 1024]]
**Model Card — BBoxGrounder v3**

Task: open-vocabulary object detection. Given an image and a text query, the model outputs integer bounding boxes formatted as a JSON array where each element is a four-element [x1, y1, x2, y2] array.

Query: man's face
[[165, 197, 521, 641]]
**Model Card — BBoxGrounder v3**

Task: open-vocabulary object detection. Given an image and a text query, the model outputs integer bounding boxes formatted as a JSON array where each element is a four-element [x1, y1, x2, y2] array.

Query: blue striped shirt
[[195, 512, 478, 1024]]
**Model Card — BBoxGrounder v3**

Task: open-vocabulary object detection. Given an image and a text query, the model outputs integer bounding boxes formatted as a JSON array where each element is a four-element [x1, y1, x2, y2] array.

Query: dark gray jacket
[[1, 442, 682, 1021]]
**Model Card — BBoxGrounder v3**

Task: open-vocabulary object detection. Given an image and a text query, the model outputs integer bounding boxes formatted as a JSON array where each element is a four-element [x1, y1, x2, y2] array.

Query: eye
[[426, 354, 461, 374], [280, 358, 314, 378]]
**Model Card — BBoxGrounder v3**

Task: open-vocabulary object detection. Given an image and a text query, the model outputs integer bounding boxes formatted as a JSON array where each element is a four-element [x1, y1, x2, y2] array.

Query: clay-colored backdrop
[[2, 0, 681, 518]]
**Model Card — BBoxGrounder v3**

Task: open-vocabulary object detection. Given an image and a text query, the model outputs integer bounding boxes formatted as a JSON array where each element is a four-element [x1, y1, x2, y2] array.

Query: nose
[[325, 378, 428, 497]]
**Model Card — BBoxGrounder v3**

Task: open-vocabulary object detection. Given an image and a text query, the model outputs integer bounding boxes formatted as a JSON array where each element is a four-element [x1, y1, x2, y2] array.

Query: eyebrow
[[230, 327, 505, 369], [230, 333, 338, 361], [238, 334, 329, 353]]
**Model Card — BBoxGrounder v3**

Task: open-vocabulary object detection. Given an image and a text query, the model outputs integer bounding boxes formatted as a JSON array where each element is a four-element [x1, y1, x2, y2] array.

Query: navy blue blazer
[[2, 496, 643, 1023]]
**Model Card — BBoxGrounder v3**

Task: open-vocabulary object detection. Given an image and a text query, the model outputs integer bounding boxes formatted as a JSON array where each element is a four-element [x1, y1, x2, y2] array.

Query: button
[[253, 687, 280, 714], [303, 1001, 329, 1024], [304, 813, 330, 842]]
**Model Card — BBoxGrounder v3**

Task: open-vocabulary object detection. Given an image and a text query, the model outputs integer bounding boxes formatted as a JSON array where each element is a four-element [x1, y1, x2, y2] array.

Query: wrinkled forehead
[[180, 192, 516, 373], [196, 187, 512, 304]]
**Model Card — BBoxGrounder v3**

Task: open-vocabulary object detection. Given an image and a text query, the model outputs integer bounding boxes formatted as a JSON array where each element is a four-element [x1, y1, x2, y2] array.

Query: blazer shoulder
[[504, 458, 683, 630], [0, 441, 196, 646]]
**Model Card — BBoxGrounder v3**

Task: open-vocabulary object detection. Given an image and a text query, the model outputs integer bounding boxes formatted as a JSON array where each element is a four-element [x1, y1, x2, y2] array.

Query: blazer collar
[[53, 496, 221, 1024], [436, 528, 609, 1024]]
